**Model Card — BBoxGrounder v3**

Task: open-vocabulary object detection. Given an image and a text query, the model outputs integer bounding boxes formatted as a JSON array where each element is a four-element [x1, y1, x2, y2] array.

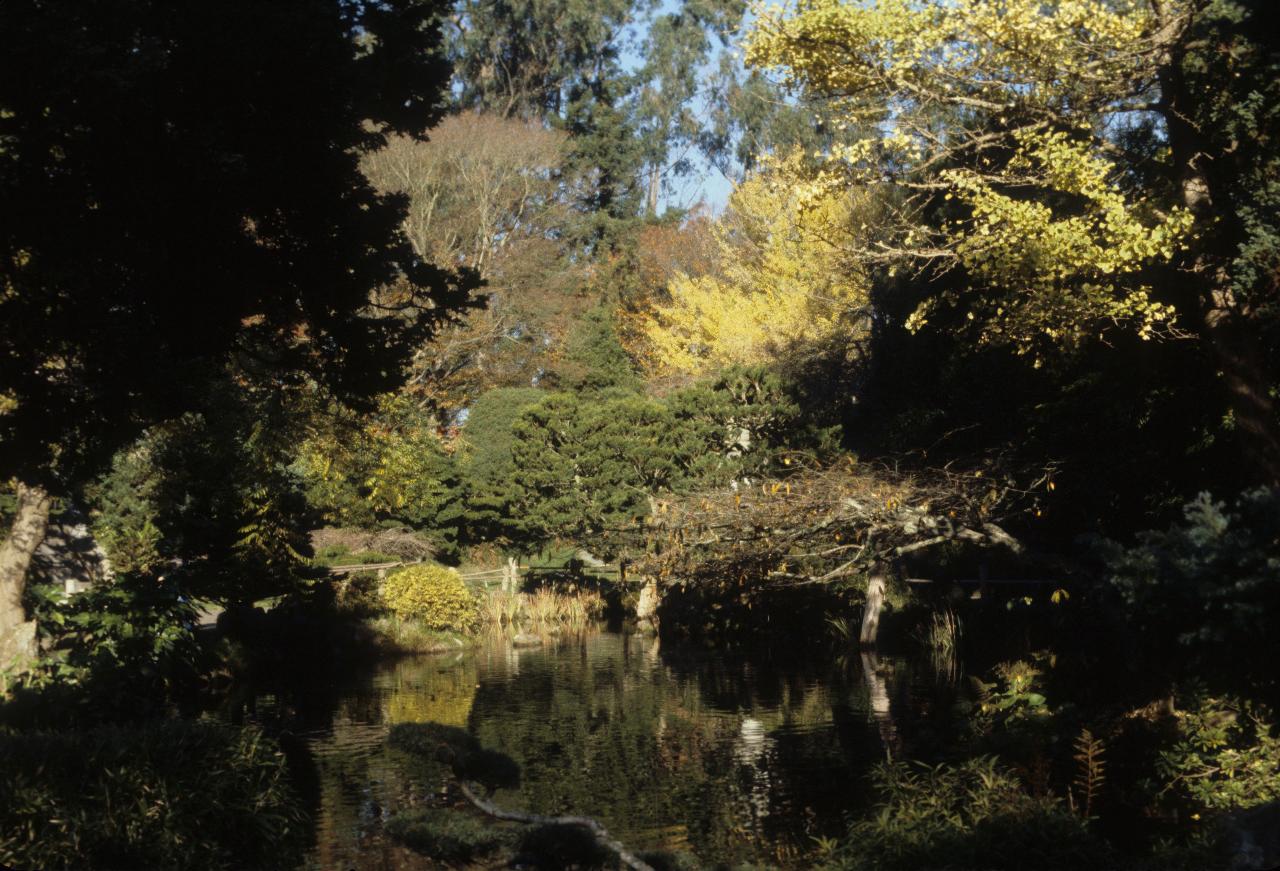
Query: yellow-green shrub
[[380, 564, 478, 632]]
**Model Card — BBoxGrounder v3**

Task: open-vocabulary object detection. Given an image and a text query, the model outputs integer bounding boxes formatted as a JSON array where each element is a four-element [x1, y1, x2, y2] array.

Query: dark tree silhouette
[[0, 0, 480, 656]]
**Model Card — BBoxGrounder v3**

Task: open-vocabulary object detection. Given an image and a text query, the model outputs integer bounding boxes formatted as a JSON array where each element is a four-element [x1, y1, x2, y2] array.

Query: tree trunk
[[0, 481, 53, 667], [504, 555, 521, 593], [1203, 315, 1280, 485], [1158, 41, 1280, 485], [859, 569, 886, 647], [635, 576, 660, 633], [646, 163, 660, 215]]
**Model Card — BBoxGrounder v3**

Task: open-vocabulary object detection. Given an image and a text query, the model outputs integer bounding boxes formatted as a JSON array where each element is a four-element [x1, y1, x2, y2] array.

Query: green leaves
[[0, 721, 306, 870], [502, 364, 803, 556], [1155, 694, 1280, 812], [300, 394, 464, 550], [836, 756, 1106, 871], [1096, 488, 1280, 691]]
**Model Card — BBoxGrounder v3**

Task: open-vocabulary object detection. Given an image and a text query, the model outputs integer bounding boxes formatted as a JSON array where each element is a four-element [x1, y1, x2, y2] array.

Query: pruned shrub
[[380, 564, 478, 632], [0, 720, 306, 870]]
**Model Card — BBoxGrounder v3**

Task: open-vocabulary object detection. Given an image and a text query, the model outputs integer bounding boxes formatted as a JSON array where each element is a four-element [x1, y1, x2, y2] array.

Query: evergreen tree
[[559, 307, 644, 395], [458, 387, 548, 549]]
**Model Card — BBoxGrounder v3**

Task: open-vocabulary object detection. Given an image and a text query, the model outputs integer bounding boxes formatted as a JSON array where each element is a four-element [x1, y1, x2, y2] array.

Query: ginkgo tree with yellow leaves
[[744, 0, 1280, 479], [745, 0, 1194, 347], [633, 165, 870, 376], [925, 128, 1196, 349]]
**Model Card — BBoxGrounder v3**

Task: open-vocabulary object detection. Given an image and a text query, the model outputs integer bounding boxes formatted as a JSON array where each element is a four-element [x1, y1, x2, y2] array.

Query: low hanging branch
[[635, 458, 1046, 589], [456, 781, 656, 871], [389, 723, 657, 871]]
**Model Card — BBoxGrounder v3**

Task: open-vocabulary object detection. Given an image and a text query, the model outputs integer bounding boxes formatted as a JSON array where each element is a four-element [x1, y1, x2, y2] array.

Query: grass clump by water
[[0, 719, 306, 871], [385, 807, 509, 863], [478, 587, 605, 632], [914, 607, 962, 669], [364, 614, 473, 653]]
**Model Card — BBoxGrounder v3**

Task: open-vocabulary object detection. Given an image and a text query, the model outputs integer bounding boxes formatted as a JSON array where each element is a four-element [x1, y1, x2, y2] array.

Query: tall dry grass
[[478, 587, 605, 632]]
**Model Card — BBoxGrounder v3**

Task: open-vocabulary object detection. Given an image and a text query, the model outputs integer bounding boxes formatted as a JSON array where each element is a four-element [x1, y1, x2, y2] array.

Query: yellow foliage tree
[[635, 166, 869, 375], [744, 0, 1200, 353], [922, 129, 1196, 349]]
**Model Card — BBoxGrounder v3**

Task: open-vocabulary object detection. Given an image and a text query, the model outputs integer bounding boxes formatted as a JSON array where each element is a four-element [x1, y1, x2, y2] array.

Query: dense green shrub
[[80, 387, 317, 606], [459, 386, 548, 547], [1096, 488, 1280, 691], [0, 719, 306, 870], [84, 442, 166, 574], [829, 757, 1110, 871], [297, 396, 463, 549], [11, 574, 201, 726], [333, 571, 386, 616], [505, 364, 829, 560], [381, 564, 478, 631], [1157, 694, 1280, 812]]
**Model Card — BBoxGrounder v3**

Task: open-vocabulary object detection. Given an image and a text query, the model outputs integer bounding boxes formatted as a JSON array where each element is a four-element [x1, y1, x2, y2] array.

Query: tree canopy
[[0, 0, 477, 491], [744, 0, 1280, 482]]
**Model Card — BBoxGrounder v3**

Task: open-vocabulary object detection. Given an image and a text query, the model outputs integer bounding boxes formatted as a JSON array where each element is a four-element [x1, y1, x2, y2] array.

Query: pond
[[226, 631, 942, 870]]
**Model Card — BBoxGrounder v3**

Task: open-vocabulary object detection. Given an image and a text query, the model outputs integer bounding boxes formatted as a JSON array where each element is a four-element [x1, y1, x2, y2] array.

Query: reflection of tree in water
[[465, 633, 872, 866], [307, 658, 482, 869], [860, 650, 901, 759], [732, 716, 774, 831], [383, 655, 478, 728], [230, 633, 919, 869], [229, 656, 484, 871]]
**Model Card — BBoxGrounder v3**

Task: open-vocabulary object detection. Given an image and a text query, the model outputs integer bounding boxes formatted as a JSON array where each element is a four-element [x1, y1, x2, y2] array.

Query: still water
[[232, 631, 926, 870]]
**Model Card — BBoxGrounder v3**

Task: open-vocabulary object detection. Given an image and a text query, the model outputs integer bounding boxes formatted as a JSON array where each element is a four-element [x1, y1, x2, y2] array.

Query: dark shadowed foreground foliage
[[0, 719, 306, 871]]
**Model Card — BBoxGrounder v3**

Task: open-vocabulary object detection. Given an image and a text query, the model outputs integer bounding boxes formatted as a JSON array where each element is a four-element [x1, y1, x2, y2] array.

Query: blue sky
[[619, 0, 747, 216]]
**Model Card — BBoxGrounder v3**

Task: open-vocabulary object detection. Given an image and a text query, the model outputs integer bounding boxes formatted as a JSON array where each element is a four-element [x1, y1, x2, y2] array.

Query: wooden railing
[[325, 561, 413, 576]]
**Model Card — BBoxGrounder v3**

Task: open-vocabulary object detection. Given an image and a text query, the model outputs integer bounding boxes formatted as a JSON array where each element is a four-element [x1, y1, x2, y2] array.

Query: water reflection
[[234, 632, 924, 870]]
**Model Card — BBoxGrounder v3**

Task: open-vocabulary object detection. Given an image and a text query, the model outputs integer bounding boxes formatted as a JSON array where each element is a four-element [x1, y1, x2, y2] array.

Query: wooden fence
[[325, 560, 623, 591]]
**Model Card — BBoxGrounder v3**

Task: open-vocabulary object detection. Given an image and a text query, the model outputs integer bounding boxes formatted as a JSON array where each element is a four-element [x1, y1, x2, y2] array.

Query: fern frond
[[1072, 727, 1106, 818]]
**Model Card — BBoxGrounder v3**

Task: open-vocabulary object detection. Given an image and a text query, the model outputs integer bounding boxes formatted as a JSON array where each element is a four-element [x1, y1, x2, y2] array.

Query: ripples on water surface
[[231, 632, 930, 869]]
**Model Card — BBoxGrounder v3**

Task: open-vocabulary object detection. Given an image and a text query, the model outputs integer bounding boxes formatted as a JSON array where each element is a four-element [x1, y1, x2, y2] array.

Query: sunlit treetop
[[633, 162, 869, 375], [745, 0, 1164, 119], [918, 129, 1196, 351], [741, 0, 1202, 355]]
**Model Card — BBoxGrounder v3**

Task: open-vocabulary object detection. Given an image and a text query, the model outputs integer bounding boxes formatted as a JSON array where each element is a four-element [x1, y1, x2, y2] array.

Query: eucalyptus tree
[[631, 0, 746, 212], [447, 0, 638, 121]]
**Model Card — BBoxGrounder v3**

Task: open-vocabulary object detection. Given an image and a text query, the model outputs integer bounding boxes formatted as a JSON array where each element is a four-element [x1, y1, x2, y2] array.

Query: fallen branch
[[456, 780, 655, 871]]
